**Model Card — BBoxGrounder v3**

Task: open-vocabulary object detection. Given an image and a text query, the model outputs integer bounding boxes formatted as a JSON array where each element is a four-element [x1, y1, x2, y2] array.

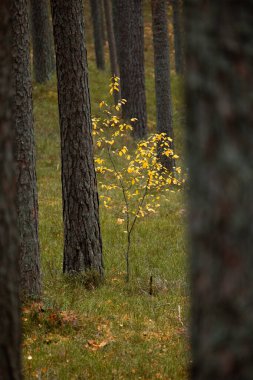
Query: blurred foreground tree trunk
[[90, 0, 105, 70], [186, 1, 253, 379], [30, 0, 55, 83], [112, 0, 147, 139], [172, 0, 184, 74], [51, 0, 104, 278], [0, 3, 22, 379], [12, 0, 41, 299], [151, 0, 175, 171]]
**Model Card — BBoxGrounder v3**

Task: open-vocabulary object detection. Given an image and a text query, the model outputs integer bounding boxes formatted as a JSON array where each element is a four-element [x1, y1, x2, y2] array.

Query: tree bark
[[12, 0, 41, 299], [100, 0, 107, 46], [186, 1, 253, 379], [89, 0, 105, 70], [30, 0, 55, 83], [172, 0, 184, 74], [112, 0, 147, 139], [0, 2, 22, 378], [103, 0, 120, 104], [51, 0, 104, 277], [111, 0, 119, 52], [151, 0, 175, 171]]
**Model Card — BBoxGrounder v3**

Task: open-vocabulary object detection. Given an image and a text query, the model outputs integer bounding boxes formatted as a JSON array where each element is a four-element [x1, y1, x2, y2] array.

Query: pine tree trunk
[[51, 0, 104, 277], [186, 1, 253, 379], [12, 0, 41, 299], [89, 0, 105, 70], [111, 0, 119, 52], [103, 0, 120, 104], [151, 0, 175, 171], [30, 0, 55, 83], [0, 3, 22, 378], [100, 0, 107, 46], [172, 0, 184, 74], [112, 0, 147, 139]]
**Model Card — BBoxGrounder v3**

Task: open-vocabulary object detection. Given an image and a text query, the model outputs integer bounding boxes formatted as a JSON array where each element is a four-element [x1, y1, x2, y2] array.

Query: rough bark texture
[[30, 0, 55, 83], [89, 0, 105, 70], [12, 0, 41, 299], [0, 2, 22, 379], [186, 1, 253, 379], [103, 0, 120, 104], [51, 0, 104, 277], [151, 0, 175, 171], [172, 0, 184, 74], [112, 0, 147, 139]]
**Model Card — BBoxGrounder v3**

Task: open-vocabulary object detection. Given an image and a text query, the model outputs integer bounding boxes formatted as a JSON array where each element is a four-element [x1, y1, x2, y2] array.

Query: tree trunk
[[112, 0, 147, 139], [89, 0, 105, 70], [186, 1, 253, 379], [103, 0, 120, 104], [172, 0, 184, 74], [100, 0, 107, 46], [111, 0, 119, 53], [30, 0, 55, 83], [0, 3, 22, 379], [12, 0, 41, 299], [51, 0, 104, 277], [151, 0, 175, 172]]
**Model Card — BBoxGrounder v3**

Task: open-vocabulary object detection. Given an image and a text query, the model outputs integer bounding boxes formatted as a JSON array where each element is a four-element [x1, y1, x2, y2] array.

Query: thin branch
[[129, 177, 150, 236], [107, 146, 130, 236], [107, 146, 130, 280]]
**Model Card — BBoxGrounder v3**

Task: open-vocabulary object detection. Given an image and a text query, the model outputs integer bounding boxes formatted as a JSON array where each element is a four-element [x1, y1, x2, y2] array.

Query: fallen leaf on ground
[[86, 338, 114, 351]]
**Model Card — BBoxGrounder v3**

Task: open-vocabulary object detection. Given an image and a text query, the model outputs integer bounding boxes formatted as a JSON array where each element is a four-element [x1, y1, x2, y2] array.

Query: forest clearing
[[22, 4, 188, 378]]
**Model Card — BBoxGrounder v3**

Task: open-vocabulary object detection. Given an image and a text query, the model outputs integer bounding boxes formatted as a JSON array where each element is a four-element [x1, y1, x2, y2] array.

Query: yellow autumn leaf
[[127, 167, 134, 174]]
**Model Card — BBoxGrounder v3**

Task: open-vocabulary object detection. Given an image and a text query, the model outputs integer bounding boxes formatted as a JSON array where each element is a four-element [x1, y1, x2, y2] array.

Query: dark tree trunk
[[103, 0, 120, 104], [100, 0, 107, 46], [89, 0, 105, 70], [151, 0, 175, 172], [0, 3, 22, 379], [12, 0, 41, 299], [30, 0, 55, 83], [112, 0, 147, 139], [51, 0, 104, 277], [111, 0, 119, 52], [172, 0, 184, 74], [186, 1, 253, 379]]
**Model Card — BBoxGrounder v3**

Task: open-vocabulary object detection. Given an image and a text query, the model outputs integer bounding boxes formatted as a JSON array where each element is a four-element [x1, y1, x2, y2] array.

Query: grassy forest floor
[[22, 3, 189, 379]]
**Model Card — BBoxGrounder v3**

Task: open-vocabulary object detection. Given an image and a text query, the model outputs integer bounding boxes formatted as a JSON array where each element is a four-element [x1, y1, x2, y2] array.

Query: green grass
[[22, 7, 189, 379]]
